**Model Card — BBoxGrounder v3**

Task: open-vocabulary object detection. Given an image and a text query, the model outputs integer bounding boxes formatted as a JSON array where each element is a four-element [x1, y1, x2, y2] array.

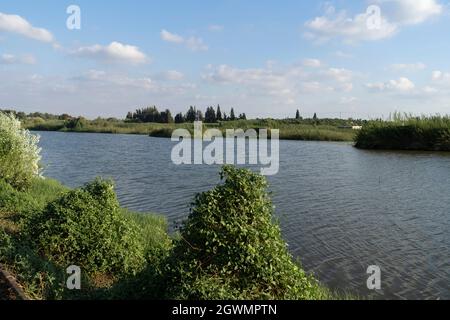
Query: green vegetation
[[1, 107, 363, 142], [355, 114, 450, 151], [0, 112, 42, 190], [165, 166, 330, 300], [126, 105, 246, 124], [19, 117, 358, 142], [24, 179, 147, 276], [0, 177, 170, 299]]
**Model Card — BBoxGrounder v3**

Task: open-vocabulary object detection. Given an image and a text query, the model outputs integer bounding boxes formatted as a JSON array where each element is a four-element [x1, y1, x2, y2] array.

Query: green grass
[[22, 117, 358, 142], [355, 114, 450, 151]]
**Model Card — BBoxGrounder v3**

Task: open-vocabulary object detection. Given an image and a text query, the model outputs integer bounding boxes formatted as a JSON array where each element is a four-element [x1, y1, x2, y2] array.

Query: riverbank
[[22, 118, 357, 142], [0, 169, 347, 300]]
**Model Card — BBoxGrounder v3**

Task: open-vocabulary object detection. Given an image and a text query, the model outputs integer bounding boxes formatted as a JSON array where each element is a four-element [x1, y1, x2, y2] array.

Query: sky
[[0, 0, 450, 119]]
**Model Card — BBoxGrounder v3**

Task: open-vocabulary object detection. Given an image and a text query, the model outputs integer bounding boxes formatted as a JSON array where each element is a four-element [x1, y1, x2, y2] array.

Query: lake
[[37, 131, 450, 300]]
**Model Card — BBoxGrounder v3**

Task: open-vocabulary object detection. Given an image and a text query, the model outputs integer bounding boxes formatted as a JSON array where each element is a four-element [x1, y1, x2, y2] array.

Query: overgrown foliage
[[0, 176, 171, 300], [23, 179, 147, 276], [355, 114, 450, 151], [0, 112, 41, 190], [165, 165, 326, 300]]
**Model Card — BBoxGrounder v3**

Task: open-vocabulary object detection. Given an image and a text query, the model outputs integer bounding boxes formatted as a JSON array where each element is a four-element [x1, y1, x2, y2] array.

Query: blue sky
[[1, 0, 449, 119]]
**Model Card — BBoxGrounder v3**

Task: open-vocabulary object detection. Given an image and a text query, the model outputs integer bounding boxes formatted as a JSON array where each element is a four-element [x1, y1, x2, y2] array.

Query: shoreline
[[22, 118, 357, 143]]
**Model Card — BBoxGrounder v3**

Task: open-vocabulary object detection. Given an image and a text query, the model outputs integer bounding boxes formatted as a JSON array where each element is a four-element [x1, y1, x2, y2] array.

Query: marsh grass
[[355, 114, 450, 151]]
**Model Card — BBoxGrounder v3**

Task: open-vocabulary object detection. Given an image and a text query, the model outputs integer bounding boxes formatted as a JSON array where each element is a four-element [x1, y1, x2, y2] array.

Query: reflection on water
[[37, 131, 450, 300]]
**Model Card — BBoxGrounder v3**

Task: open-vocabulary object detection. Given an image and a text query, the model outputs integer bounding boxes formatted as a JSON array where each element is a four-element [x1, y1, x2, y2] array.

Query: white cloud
[[390, 62, 426, 72], [374, 0, 442, 25], [431, 70, 450, 89], [323, 68, 353, 84], [367, 77, 415, 92], [156, 70, 185, 81], [160, 29, 184, 43], [208, 25, 224, 32], [305, 0, 443, 43], [73, 70, 195, 94], [185, 37, 208, 51], [335, 51, 353, 59], [0, 53, 36, 65], [432, 70, 450, 82], [303, 58, 322, 68], [160, 29, 208, 51], [304, 6, 398, 43], [73, 42, 148, 64], [0, 12, 54, 43], [423, 86, 438, 93], [340, 96, 358, 104], [203, 63, 355, 104]]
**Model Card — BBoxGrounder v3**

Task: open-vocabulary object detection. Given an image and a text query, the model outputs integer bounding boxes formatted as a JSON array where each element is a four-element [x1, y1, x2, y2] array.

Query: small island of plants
[[355, 113, 450, 151]]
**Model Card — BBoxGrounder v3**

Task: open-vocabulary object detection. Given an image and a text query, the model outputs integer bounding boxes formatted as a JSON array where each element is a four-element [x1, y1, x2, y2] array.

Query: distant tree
[[195, 110, 204, 121], [15, 112, 26, 120], [223, 113, 228, 121], [126, 112, 133, 120], [175, 113, 185, 124], [216, 105, 223, 121], [205, 106, 217, 123], [186, 106, 197, 122], [296, 109, 301, 119], [312, 113, 319, 125], [160, 109, 174, 123], [230, 108, 236, 121], [239, 113, 247, 120]]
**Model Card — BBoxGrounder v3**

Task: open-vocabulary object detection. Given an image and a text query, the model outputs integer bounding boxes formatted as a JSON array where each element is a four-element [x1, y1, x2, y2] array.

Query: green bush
[[24, 178, 146, 276], [165, 165, 322, 300], [0, 112, 41, 190]]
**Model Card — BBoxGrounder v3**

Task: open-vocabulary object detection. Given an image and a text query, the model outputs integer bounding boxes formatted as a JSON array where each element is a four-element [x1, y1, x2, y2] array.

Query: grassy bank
[[0, 171, 349, 300], [355, 115, 450, 151], [0, 177, 170, 300], [22, 117, 357, 142]]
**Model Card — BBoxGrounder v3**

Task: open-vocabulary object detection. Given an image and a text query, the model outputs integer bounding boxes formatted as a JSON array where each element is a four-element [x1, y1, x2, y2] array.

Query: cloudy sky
[[1, 0, 449, 119]]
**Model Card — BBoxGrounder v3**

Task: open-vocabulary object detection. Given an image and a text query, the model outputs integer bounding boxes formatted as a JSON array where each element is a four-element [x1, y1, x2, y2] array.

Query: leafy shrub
[[165, 165, 322, 300], [0, 179, 36, 215], [24, 178, 146, 276], [65, 117, 87, 130], [0, 112, 41, 190]]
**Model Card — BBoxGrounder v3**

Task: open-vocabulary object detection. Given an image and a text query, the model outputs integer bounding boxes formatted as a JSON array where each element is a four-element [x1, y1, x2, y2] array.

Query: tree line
[[126, 105, 247, 124]]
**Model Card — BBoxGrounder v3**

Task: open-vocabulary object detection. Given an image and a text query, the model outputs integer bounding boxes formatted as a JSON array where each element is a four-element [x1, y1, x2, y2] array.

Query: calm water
[[37, 131, 450, 300]]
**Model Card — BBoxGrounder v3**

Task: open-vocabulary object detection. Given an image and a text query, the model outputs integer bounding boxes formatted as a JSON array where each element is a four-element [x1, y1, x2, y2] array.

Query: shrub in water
[[24, 178, 146, 276], [0, 112, 41, 190], [166, 165, 320, 300]]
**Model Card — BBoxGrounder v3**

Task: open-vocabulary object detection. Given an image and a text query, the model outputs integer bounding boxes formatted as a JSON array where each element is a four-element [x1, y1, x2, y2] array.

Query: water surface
[[37, 131, 450, 300]]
